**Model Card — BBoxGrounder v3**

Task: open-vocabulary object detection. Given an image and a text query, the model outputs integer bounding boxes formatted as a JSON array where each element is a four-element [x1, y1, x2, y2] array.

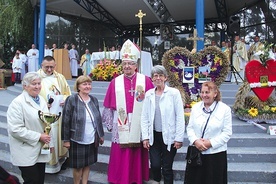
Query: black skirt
[[69, 140, 98, 169], [184, 151, 227, 184]]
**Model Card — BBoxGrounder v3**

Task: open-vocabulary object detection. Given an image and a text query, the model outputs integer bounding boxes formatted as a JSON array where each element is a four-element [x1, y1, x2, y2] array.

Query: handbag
[[186, 102, 218, 167], [186, 145, 202, 166]]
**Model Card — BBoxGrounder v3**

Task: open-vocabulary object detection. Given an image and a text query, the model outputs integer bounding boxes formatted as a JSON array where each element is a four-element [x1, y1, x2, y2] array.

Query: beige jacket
[[7, 91, 50, 166]]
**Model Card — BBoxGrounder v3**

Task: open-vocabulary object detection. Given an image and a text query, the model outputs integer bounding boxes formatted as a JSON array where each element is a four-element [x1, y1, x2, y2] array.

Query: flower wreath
[[162, 46, 229, 104]]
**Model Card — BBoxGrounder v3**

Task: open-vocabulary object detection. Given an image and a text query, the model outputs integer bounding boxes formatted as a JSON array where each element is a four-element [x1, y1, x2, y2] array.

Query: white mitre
[[121, 39, 140, 63]]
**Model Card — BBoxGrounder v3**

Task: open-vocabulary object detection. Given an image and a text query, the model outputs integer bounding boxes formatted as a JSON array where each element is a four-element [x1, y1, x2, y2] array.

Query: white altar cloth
[[91, 51, 153, 77]]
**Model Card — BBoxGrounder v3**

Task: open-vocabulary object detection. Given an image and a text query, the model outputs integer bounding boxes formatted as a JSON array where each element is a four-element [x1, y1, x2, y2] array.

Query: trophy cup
[[38, 110, 61, 154]]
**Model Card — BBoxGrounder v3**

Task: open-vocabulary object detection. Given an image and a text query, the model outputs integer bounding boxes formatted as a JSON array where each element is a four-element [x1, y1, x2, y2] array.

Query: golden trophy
[[38, 110, 61, 154]]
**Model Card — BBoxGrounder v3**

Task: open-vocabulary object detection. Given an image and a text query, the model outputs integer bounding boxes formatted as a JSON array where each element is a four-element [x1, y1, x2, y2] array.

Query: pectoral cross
[[187, 29, 204, 53], [129, 87, 135, 96]]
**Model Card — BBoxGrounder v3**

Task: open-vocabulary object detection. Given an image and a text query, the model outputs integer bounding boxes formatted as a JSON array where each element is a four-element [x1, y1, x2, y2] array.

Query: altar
[[91, 51, 153, 77]]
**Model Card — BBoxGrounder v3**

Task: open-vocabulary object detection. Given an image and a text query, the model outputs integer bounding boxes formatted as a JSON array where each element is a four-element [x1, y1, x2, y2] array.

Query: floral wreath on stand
[[162, 46, 229, 123], [233, 42, 276, 124]]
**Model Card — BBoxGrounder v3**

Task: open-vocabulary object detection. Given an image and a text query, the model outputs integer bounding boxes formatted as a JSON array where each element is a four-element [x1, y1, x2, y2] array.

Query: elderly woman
[[62, 75, 104, 184], [7, 72, 51, 184], [185, 81, 232, 184], [141, 65, 185, 184]]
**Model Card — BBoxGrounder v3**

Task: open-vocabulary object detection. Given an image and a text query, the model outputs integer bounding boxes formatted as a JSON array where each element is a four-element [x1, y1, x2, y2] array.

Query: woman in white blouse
[[141, 65, 185, 184], [185, 81, 232, 184]]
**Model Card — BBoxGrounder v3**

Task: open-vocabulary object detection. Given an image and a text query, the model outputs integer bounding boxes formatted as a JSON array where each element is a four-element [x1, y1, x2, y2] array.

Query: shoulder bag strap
[[78, 94, 96, 129], [201, 101, 218, 138]]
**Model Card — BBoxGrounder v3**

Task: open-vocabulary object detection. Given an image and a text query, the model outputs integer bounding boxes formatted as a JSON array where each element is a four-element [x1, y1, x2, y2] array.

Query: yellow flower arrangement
[[271, 107, 276, 112], [90, 60, 122, 81], [237, 105, 276, 119], [233, 83, 276, 123], [248, 107, 258, 117]]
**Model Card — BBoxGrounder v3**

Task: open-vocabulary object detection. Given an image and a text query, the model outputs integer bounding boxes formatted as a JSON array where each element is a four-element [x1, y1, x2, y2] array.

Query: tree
[[257, 0, 276, 42], [0, 0, 33, 68], [239, 0, 276, 43]]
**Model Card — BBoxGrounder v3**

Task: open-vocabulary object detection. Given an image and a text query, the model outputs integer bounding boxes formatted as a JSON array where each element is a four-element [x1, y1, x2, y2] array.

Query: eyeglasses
[[122, 62, 136, 66], [153, 74, 165, 79], [43, 66, 55, 69]]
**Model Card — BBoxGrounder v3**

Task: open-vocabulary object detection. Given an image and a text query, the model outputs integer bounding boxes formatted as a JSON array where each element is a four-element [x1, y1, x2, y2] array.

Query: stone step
[[1, 80, 276, 183], [1, 149, 275, 183], [0, 158, 107, 184], [4, 84, 106, 106], [220, 89, 238, 95], [0, 111, 7, 123], [1, 119, 274, 148], [0, 118, 274, 147], [1, 130, 276, 164], [219, 82, 242, 90], [228, 133, 276, 147], [221, 98, 235, 107], [0, 105, 8, 112], [3, 162, 275, 184], [0, 108, 270, 135], [1, 159, 186, 184], [3, 81, 242, 107], [7, 84, 108, 96]]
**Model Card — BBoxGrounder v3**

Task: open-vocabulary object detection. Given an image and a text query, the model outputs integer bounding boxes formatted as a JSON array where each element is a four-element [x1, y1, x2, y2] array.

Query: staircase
[[0, 81, 276, 184]]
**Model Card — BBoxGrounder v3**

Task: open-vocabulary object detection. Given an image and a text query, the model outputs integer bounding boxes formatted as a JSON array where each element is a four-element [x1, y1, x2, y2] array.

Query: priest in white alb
[[248, 36, 264, 61], [80, 49, 92, 76], [37, 56, 71, 173], [44, 44, 53, 57], [232, 35, 248, 82], [102, 39, 154, 184], [69, 44, 79, 78], [27, 44, 39, 72]]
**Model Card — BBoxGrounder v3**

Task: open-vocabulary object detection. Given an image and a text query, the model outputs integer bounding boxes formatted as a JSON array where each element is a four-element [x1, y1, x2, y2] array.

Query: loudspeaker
[[228, 16, 240, 36]]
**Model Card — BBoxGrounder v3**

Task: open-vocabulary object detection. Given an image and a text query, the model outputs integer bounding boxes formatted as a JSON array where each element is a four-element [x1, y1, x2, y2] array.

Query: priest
[[232, 35, 248, 82], [221, 41, 231, 62], [69, 44, 79, 78], [80, 49, 92, 76], [102, 39, 154, 184], [248, 36, 264, 61], [37, 56, 71, 173], [27, 44, 39, 72]]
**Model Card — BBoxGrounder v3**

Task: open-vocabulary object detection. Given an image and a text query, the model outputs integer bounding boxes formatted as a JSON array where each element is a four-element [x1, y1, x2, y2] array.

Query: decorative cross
[[187, 29, 204, 53], [135, 10, 146, 72], [123, 42, 132, 55], [129, 87, 136, 96], [135, 10, 146, 29]]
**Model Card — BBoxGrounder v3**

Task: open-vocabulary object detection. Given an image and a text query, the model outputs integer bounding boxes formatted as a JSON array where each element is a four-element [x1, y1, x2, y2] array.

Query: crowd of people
[[210, 35, 276, 83], [7, 35, 275, 183], [11, 43, 77, 83], [10, 43, 123, 84]]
